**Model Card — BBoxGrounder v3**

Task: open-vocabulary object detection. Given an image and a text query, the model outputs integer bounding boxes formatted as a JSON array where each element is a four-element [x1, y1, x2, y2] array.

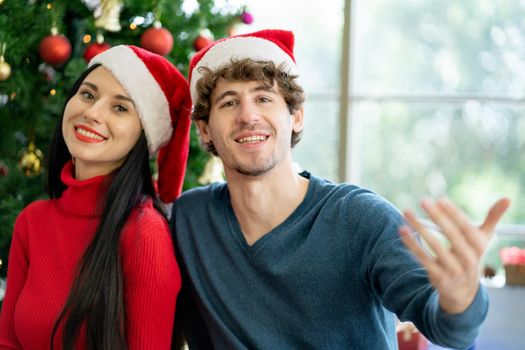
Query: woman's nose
[[83, 100, 104, 124]]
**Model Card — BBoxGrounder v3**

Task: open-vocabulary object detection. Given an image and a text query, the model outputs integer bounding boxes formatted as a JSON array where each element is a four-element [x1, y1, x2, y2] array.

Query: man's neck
[[226, 165, 309, 246]]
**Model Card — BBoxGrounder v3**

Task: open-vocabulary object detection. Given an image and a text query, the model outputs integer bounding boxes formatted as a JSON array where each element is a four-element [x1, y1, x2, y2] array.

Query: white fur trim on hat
[[189, 36, 298, 102], [88, 45, 172, 154]]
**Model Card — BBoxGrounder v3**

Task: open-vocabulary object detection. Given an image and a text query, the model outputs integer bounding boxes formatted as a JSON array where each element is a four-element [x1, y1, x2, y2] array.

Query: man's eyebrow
[[251, 85, 278, 94], [214, 84, 278, 104], [214, 90, 238, 104]]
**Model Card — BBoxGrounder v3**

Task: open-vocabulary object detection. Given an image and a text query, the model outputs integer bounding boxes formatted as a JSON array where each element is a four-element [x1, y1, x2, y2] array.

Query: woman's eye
[[80, 91, 94, 100], [114, 105, 128, 113]]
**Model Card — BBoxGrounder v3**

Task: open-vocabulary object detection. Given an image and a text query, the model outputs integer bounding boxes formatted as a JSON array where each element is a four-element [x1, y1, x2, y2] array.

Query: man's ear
[[195, 119, 211, 144], [291, 107, 304, 133]]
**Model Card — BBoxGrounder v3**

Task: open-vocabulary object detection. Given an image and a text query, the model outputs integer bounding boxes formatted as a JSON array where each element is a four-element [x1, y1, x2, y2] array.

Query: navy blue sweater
[[172, 172, 488, 349]]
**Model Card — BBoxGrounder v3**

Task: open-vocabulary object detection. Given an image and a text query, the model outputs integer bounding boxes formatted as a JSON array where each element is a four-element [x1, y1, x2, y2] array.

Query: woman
[[0, 45, 191, 349]]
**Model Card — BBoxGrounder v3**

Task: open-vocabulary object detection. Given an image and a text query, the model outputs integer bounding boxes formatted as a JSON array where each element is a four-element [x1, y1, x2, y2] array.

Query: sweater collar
[[58, 160, 112, 217]]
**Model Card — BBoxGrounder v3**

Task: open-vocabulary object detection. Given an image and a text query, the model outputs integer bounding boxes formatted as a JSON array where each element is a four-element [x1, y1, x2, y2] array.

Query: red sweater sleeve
[[0, 210, 30, 349], [121, 204, 181, 349]]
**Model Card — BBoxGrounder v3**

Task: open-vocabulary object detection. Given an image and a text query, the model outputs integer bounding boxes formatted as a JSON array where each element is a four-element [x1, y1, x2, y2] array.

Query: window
[[350, 0, 525, 226], [349, 0, 525, 274]]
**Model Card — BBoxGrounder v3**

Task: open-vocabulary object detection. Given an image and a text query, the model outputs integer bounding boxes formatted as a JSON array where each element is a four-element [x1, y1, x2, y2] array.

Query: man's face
[[197, 78, 303, 177]]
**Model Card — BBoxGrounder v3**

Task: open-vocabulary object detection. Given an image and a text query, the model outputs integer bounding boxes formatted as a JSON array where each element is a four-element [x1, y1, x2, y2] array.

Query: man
[[172, 29, 510, 349]]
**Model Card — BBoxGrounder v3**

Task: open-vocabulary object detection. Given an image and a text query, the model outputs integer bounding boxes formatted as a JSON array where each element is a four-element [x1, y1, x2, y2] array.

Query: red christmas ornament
[[39, 28, 72, 66], [0, 161, 8, 177], [84, 42, 111, 62], [193, 35, 213, 51], [140, 21, 173, 56], [240, 11, 254, 25]]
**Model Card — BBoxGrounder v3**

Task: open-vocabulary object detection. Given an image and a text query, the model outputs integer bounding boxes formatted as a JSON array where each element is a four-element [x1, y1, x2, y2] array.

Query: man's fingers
[[420, 200, 478, 269], [399, 225, 441, 274], [479, 198, 511, 235], [403, 210, 462, 275], [436, 198, 485, 256]]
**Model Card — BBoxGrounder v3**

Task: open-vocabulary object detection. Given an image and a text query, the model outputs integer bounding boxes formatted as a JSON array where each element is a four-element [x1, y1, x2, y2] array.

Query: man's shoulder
[[307, 172, 399, 216], [308, 172, 374, 201], [175, 182, 227, 208]]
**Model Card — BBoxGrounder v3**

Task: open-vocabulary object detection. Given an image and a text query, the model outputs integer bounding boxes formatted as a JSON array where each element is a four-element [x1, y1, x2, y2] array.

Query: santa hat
[[188, 29, 299, 103], [88, 45, 191, 203]]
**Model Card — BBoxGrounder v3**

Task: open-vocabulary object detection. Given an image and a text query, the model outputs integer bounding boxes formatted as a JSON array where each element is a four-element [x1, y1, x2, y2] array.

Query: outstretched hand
[[399, 197, 511, 314]]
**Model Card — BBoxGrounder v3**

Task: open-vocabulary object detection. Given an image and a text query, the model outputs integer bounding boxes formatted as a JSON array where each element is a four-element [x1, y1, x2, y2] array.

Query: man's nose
[[236, 101, 260, 124]]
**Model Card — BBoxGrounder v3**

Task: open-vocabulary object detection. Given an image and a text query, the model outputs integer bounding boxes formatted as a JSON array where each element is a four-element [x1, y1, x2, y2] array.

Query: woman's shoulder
[[16, 198, 55, 220], [122, 197, 170, 240], [128, 197, 166, 225], [120, 197, 175, 258], [10, 199, 55, 240]]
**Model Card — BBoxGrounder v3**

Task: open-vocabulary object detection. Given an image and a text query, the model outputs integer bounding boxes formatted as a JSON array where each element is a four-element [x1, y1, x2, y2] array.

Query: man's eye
[[222, 100, 237, 108]]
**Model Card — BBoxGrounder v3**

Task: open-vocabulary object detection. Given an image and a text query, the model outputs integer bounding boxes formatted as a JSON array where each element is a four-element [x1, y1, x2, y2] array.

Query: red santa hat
[[88, 45, 191, 203], [188, 29, 299, 103]]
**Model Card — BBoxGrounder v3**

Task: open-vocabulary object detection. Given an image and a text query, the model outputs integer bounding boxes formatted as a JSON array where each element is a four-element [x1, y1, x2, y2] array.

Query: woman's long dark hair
[[48, 64, 162, 349]]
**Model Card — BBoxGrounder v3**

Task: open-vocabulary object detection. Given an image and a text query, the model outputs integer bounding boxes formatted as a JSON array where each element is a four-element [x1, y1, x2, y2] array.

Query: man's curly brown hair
[[192, 59, 305, 155]]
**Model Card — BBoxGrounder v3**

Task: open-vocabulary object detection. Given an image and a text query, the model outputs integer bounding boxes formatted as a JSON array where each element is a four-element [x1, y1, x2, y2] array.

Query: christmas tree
[[0, 0, 253, 284]]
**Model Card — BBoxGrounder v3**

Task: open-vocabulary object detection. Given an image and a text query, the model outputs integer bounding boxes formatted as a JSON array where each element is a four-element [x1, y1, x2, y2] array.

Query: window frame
[[338, 0, 525, 234]]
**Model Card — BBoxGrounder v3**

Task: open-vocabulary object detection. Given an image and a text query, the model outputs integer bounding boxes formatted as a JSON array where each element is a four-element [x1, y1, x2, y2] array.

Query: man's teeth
[[77, 128, 105, 140], [237, 135, 267, 144]]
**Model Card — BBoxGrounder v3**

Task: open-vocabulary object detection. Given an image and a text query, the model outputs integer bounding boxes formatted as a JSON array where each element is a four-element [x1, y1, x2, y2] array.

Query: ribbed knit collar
[[58, 161, 112, 217]]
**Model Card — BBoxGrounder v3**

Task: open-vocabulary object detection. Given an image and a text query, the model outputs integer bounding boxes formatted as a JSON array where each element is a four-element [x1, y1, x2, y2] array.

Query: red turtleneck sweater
[[0, 162, 181, 349]]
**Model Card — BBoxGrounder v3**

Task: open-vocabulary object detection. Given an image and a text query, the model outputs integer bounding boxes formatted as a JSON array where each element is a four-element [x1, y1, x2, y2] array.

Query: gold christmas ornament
[[0, 60, 10, 81], [94, 0, 123, 32], [198, 156, 225, 185], [0, 43, 10, 81], [19, 141, 44, 176]]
